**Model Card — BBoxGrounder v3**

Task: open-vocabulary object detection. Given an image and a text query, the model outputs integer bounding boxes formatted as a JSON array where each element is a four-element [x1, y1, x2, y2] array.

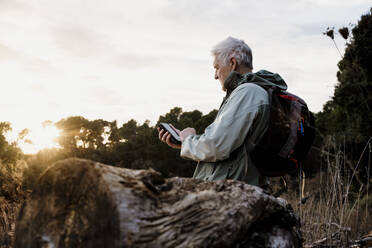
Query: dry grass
[[0, 161, 25, 248], [0, 198, 18, 248], [280, 137, 372, 247]]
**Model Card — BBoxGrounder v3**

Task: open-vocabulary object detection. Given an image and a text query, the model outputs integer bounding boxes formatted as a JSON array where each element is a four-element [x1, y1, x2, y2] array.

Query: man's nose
[[214, 72, 218, 80]]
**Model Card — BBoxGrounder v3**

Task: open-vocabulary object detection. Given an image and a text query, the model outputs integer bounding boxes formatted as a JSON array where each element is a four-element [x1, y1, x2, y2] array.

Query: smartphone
[[158, 122, 181, 145]]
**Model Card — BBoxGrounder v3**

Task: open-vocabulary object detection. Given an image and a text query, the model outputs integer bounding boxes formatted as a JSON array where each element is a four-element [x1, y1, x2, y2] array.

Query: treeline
[[56, 107, 217, 176], [19, 108, 218, 189]]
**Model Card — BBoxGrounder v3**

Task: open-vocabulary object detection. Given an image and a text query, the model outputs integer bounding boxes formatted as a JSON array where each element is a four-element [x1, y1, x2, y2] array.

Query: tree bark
[[14, 158, 302, 248]]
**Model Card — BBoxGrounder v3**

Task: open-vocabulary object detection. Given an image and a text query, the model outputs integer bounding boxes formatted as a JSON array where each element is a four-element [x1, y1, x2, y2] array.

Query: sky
[[1, 0, 371, 153]]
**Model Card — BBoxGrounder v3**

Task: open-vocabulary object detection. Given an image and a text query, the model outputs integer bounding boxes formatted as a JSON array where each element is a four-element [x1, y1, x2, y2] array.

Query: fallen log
[[14, 158, 303, 248]]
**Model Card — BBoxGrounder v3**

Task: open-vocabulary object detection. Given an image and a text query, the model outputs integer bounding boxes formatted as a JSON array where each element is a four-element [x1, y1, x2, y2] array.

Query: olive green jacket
[[180, 70, 287, 186]]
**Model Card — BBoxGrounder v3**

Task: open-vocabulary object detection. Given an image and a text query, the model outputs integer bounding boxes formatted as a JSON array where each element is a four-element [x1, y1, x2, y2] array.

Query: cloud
[[0, 0, 32, 14], [51, 25, 158, 69], [0, 43, 54, 82], [113, 53, 159, 69], [159, 0, 371, 40], [86, 86, 123, 105], [0, 42, 22, 60], [24, 58, 54, 72], [52, 26, 110, 57]]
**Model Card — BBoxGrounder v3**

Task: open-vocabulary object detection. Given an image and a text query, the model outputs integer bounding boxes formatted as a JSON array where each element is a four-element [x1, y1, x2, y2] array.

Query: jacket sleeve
[[180, 84, 269, 162]]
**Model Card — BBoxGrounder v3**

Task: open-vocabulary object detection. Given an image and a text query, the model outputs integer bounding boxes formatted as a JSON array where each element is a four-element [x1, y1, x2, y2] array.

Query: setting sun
[[18, 123, 61, 154]]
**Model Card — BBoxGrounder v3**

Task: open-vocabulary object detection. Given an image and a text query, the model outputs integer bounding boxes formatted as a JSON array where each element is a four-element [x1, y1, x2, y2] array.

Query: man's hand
[[157, 124, 196, 149], [157, 124, 182, 149]]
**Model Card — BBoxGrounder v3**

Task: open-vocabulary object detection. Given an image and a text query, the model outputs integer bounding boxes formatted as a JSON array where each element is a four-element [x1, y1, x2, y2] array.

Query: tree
[[55, 116, 89, 151], [317, 8, 372, 183], [119, 119, 138, 141], [0, 122, 21, 166], [0, 122, 23, 207], [84, 119, 110, 149], [318, 8, 372, 142], [333, 9, 372, 144]]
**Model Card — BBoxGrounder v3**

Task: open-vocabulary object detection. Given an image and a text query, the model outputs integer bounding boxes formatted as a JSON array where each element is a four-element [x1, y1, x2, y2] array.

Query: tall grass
[[0, 161, 25, 248], [282, 136, 372, 247]]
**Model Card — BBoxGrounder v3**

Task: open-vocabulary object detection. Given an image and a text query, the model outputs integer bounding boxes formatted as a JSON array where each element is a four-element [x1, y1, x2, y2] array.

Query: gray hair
[[211, 37, 253, 69]]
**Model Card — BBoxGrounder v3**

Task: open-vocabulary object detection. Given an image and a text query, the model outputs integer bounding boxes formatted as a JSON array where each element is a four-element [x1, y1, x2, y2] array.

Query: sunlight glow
[[18, 124, 61, 154]]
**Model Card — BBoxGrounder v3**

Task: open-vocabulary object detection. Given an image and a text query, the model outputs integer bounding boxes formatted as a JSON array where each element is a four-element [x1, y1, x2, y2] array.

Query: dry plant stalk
[[283, 136, 371, 247]]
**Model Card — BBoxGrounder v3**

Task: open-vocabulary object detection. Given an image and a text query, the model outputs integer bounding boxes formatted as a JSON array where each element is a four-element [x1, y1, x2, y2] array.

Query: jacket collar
[[218, 71, 244, 110], [223, 71, 244, 96], [223, 70, 288, 95], [219, 70, 288, 110]]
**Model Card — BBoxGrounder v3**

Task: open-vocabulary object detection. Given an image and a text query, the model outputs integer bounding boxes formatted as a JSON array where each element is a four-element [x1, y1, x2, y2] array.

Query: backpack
[[249, 83, 316, 177]]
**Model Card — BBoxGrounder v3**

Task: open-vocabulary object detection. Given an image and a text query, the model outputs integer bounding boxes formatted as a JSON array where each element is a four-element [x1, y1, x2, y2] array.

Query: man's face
[[213, 57, 233, 92]]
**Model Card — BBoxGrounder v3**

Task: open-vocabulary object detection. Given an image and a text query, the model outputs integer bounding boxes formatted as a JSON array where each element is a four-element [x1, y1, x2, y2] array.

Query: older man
[[158, 37, 284, 186]]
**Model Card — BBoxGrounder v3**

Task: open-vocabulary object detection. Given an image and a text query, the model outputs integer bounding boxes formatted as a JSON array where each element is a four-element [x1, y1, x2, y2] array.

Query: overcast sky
[[1, 0, 371, 152]]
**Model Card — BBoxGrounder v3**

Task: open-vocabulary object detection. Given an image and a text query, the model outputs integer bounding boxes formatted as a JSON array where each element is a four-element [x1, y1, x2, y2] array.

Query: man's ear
[[230, 58, 237, 71]]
